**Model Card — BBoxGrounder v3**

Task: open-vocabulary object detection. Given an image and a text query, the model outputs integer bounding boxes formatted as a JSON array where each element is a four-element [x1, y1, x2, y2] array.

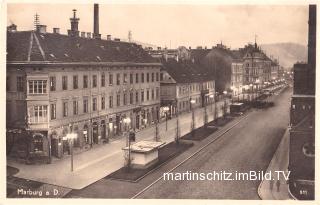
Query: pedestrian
[[276, 180, 280, 192], [269, 180, 274, 191]]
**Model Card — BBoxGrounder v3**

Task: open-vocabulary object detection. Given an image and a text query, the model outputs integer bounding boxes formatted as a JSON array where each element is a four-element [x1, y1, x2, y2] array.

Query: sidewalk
[[7, 100, 228, 190], [258, 128, 293, 200]]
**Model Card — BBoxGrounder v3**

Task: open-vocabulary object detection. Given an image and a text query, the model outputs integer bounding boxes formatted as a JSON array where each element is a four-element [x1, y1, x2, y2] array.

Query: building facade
[[160, 58, 215, 118], [288, 5, 316, 200], [230, 60, 243, 99], [6, 10, 161, 162]]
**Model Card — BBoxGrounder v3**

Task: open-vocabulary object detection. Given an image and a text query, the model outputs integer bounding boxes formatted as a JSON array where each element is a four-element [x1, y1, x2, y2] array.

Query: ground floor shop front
[[7, 104, 160, 164]]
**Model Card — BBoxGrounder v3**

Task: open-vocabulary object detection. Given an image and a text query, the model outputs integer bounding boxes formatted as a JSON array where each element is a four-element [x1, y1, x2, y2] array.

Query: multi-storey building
[[6, 9, 161, 162], [230, 60, 243, 99], [160, 58, 215, 118], [242, 43, 272, 89], [288, 5, 316, 200]]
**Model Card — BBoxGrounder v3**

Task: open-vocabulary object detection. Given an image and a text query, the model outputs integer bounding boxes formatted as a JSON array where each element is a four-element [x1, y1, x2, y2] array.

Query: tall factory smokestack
[[93, 4, 101, 39]]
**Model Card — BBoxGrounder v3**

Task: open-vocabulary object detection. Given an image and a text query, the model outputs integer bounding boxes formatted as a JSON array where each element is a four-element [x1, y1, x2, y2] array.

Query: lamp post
[[163, 106, 170, 131], [175, 98, 180, 144], [214, 92, 218, 121], [204, 97, 208, 127], [123, 117, 132, 169], [249, 84, 253, 102], [223, 90, 227, 118], [190, 99, 196, 135], [255, 79, 260, 100], [63, 133, 77, 172]]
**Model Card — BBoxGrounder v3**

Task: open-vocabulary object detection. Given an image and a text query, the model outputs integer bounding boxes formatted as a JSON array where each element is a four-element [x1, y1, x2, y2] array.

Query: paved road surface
[[67, 87, 290, 199], [137, 87, 291, 199]]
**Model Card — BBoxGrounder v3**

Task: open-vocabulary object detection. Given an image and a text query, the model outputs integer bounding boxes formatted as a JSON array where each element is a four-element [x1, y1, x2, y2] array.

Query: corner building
[[6, 30, 161, 161]]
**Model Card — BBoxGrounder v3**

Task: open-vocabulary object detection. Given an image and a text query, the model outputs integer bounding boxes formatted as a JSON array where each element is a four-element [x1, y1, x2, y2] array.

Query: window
[[109, 95, 113, 108], [123, 93, 127, 105], [101, 96, 105, 109], [73, 100, 78, 115], [136, 73, 139, 83], [101, 73, 105, 87], [49, 76, 56, 91], [130, 73, 133, 84], [63, 102, 68, 117], [130, 92, 133, 104], [141, 90, 144, 102], [141, 73, 144, 83], [83, 98, 88, 113], [29, 80, 47, 94], [33, 134, 43, 152], [160, 73, 164, 81], [156, 72, 159, 81], [28, 105, 48, 123], [92, 97, 97, 111], [116, 73, 120, 85], [109, 74, 113, 85], [73, 75, 78, 89], [17, 76, 24, 92], [116, 94, 120, 106], [147, 90, 150, 100], [83, 75, 88, 88], [152, 73, 154, 82], [147, 73, 150, 82], [156, 88, 159, 99], [92, 75, 97, 88], [62, 76, 68, 90], [123, 73, 127, 84], [152, 89, 154, 100], [50, 104, 56, 120], [136, 91, 139, 103]]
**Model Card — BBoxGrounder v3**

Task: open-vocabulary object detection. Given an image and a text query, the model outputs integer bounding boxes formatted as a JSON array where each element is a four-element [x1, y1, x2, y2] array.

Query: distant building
[[230, 60, 244, 99], [160, 58, 215, 118], [6, 8, 161, 163]]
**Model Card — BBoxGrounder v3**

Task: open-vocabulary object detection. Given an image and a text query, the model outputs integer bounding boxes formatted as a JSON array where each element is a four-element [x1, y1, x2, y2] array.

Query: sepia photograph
[[4, 0, 316, 201]]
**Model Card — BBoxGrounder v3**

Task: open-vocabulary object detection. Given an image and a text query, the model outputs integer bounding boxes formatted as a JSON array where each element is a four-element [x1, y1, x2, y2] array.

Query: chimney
[[107, 35, 111, 40], [93, 4, 101, 39], [53, 27, 60, 34], [37, 25, 47, 34], [68, 9, 80, 37], [81, 32, 86, 38], [87, 32, 92, 38], [157, 47, 161, 50], [114, 38, 120, 42], [189, 46, 191, 50]]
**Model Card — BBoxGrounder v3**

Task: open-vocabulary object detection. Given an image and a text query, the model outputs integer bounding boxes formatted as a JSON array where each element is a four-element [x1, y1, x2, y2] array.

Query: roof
[[161, 58, 214, 83], [7, 31, 157, 63]]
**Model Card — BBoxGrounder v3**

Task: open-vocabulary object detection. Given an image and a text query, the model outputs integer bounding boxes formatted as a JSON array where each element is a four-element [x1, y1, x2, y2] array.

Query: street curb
[[257, 127, 290, 200]]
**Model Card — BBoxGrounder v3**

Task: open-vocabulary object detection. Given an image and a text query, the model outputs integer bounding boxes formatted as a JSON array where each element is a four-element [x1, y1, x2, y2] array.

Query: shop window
[[33, 134, 44, 152]]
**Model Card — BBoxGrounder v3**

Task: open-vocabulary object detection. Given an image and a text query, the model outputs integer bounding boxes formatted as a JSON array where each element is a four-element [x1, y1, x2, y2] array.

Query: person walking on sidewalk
[[276, 180, 280, 192]]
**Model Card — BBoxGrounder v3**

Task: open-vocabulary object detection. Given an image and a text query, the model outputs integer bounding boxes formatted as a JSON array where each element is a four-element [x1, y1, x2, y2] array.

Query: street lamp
[[249, 84, 253, 102], [123, 117, 132, 169], [190, 99, 196, 134], [163, 106, 170, 131], [223, 90, 227, 118], [63, 133, 77, 172]]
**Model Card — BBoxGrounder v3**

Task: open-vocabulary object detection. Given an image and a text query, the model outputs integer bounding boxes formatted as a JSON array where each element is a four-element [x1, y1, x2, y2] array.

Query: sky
[[7, 3, 309, 49]]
